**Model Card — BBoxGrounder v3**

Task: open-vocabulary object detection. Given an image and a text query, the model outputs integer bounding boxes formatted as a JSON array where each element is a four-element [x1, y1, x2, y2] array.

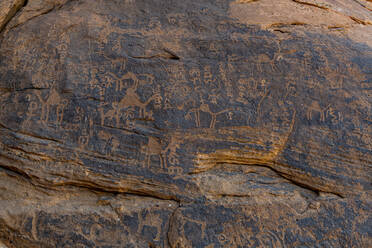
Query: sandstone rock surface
[[0, 0, 371, 247]]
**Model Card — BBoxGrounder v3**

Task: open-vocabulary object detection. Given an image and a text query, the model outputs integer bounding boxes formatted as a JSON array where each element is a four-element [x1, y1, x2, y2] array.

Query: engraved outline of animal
[[108, 72, 155, 118], [306, 101, 330, 122], [255, 53, 279, 72], [100, 102, 121, 126], [35, 84, 68, 125], [187, 98, 231, 128], [137, 211, 164, 242], [141, 136, 165, 169]]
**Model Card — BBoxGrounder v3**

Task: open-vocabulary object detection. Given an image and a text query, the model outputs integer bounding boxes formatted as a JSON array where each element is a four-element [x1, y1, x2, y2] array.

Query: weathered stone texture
[[0, 0, 371, 247]]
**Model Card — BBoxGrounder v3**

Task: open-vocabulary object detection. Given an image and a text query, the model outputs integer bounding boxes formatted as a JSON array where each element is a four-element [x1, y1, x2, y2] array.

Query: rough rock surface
[[0, 0, 371, 247]]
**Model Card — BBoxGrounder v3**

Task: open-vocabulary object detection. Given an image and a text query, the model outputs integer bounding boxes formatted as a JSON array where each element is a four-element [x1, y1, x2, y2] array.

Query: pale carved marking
[[22, 94, 39, 129], [186, 99, 231, 128], [306, 101, 330, 122], [137, 212, 163, 242], [99, 130, 120, 155], [35, 84, 68, 126], [141, 136, 165, 169]]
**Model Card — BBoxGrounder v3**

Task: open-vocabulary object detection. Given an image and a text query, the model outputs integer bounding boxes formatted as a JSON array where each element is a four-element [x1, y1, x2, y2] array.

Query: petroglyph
[[0, 0, 370, 247]]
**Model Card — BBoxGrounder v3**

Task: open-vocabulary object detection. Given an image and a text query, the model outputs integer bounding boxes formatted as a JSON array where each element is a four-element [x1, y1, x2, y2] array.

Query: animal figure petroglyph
[[99, 71, 157, 125], [100, 102, 120, 126], [307, 101, 330, 122], [187, 99, 230, 128], [140, 132, 183, 171], [137, 212, 163, 242], [106, 71, 139, 92], [141, 136, 165, 169], [255, 54, 278, 72], [107, 72, 155, 118], [35, 85, 68, 126]]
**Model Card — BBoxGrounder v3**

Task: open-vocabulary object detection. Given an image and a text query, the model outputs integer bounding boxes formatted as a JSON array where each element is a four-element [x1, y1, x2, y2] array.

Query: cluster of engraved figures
[[95, 71, 158, 127], [90, 68, 183, 174], [23, 82, 68, 128], [19, 56, 343, 177]]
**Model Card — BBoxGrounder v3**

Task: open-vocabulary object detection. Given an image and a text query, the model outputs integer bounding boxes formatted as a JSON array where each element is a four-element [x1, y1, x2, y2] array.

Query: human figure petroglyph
[[170, 64, 187, 83], [255, 79, 270, 122], [284, 81, 297, 99], [78, 118, 93, 149], [98, 130, 120, 155], [73, 106, 84, 123], [78, 134, 89, 149], [161, 134, 181, 168], [56, 43, 68, 60], [219, 63, 234, 98], [204, 66, 214, 84], [189, 67, 201, 85], [22, 95, 39, 129], [152, 85, 163, 109]]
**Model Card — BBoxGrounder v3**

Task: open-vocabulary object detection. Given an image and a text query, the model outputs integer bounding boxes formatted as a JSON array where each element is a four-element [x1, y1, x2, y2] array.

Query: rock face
[[0, 0, 371, 247]]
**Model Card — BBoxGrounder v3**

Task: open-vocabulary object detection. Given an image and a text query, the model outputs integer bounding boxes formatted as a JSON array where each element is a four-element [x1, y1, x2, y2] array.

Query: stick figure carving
[[160, 133, 181, 169], [98, 130, 120, 155]]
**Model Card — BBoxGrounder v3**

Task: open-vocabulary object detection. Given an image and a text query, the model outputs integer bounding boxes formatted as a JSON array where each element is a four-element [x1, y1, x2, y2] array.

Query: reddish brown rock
[[0, 0, 25, 32], [0, 0, 371, 247]]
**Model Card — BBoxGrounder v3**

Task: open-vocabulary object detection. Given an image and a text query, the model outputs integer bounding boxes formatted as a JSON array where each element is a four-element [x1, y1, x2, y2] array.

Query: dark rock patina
[[0, 0, 371, 247]]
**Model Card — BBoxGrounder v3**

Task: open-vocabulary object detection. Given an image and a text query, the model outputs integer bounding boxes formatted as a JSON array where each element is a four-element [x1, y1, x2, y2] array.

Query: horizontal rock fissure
[[130, 49, 180, 60], [291, 0, 329, 10], [0, 0, 370, 246], [0, 161, 182, 204], [190, 161, 345, 198]]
